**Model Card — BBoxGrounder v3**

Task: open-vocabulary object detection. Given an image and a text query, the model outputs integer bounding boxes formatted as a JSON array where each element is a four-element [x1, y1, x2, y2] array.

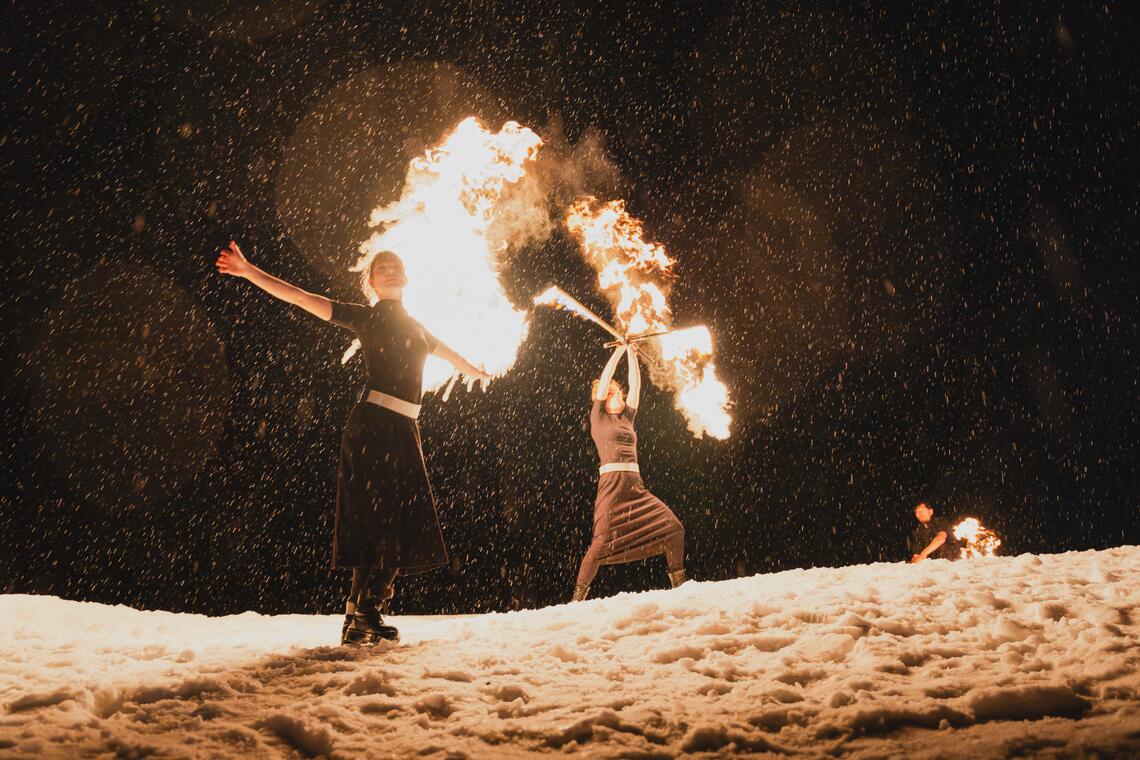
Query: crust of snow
[[2, 547, 1138, 758]]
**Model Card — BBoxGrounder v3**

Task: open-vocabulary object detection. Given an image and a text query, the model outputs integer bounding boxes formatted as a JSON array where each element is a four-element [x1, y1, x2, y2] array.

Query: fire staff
[[573, 343, 688, 601], [216, 242, 489, 644]]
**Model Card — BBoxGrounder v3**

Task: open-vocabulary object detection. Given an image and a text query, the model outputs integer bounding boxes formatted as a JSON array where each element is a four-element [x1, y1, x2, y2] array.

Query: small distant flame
[[953, 517, 1002, 559], [351, 117, 543, 392], [565, 198, 731, 439]]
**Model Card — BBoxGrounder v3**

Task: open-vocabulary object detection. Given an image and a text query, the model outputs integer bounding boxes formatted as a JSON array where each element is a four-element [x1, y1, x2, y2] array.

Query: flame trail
[[350, 117, 543, 392], [533, 285, 623, 339], [565, 197, 732, 439], [953, 517, 1002, 559]]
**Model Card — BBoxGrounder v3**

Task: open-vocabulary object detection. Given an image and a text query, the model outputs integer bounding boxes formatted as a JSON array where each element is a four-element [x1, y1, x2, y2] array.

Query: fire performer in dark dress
[[216, 242, 489, 644], [572, 342, 688, 601]]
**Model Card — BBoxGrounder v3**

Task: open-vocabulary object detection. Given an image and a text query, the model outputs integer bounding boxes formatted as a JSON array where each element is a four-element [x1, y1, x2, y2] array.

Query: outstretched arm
[[911, 531, 947, 563], [215, 241, 332, 321], [432, 341, 492, 382], [625, 345, 641, 409], [595, 345, 626, 401]]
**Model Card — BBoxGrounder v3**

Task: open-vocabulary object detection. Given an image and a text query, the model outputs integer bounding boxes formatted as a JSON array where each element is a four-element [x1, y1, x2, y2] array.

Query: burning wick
[[953, 517, 1002, 559]]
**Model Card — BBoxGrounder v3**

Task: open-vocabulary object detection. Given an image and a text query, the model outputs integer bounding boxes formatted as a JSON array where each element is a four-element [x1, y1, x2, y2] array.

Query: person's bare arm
[[595, 345, 625, 401], [431, 341, 492, 382], [215, 241, 332, 321], [911, 531, 947, 563], [625, 344, 642, 409]]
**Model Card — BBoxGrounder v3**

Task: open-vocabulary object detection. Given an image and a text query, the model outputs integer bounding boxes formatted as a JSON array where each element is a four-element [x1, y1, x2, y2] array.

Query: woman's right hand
[[215, 240, 253, 278]]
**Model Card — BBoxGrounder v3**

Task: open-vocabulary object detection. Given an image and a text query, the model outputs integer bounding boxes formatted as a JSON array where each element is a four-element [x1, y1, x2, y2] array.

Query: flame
[[534, 285, 591, 320], [565, 198, 732, 439], [533, 285, 621, 338], [952, 517, 1002, 559], [351, 117, 543, 391]]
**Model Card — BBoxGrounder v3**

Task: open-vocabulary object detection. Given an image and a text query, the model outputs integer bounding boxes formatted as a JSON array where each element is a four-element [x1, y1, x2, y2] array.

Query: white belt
[[364, 390, 421, 420], [599, 462, 640, 475]]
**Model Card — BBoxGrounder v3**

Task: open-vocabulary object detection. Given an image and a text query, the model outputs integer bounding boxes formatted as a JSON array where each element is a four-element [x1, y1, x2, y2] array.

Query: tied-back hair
[[351, 249, 404, 303]]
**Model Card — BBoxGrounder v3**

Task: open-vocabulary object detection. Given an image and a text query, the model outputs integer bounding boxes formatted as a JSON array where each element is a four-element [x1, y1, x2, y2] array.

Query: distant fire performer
[[216, 242, 489, 645], [908, 502, 954, 563], [573, 343, 688, 601]]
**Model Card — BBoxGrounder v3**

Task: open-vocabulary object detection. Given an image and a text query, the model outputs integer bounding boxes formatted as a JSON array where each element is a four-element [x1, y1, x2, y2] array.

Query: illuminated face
[[369, 253, 407, 299], [604, 383, 625, 415], [915, 503, 933, 523]]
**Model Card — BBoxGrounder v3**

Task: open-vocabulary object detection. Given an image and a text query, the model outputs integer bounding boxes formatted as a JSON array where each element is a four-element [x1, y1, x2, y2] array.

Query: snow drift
[[2, 547, 1138, 758]]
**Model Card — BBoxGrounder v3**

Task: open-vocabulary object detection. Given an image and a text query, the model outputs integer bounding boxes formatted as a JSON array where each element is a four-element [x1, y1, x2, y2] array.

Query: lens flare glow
[[565, 197, 732, 439], [350, 117, 543, 392], [953, 517, 1002, 559]]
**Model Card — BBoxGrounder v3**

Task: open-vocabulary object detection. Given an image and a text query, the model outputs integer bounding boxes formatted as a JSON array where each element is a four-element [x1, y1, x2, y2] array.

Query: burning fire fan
[[537, 199, 732, 439]]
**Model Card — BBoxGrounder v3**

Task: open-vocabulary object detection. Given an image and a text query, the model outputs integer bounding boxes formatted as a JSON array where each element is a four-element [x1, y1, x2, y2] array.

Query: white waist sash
[[599, 462, 640, 475], [364, 390, 421, 420]]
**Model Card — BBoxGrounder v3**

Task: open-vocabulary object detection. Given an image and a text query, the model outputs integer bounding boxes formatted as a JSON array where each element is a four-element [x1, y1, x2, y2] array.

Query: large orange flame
[[953, 517, 1002, 559], [565, 198, 732, 439], [351, 118, 543, 392]]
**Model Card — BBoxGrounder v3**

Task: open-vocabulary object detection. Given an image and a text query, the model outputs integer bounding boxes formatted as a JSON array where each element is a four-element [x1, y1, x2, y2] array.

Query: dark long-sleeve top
[[330, 300, 439, 403]]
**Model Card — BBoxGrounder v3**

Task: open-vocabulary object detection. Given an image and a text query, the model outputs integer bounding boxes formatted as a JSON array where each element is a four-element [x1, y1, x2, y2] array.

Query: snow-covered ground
[[2, 547, 1138, 758]]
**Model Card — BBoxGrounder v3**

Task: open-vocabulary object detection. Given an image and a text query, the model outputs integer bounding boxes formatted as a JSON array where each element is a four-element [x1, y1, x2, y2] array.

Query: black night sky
[[3, 1, 1138, 617]]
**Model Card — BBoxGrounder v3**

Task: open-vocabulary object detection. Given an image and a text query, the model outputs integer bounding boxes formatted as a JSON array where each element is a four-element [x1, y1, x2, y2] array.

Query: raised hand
[[215, 240, 253, 278]]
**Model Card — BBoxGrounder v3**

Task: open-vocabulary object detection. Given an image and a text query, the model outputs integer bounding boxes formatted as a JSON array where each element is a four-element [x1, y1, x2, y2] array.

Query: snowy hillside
[[2, 547, 1138, 758]]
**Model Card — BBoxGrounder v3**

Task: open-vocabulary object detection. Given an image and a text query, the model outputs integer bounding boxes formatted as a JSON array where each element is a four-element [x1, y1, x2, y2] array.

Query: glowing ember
[[953, 517, 1002, 559], [350, 117, 543, 392], [565, 197, 732, 439]]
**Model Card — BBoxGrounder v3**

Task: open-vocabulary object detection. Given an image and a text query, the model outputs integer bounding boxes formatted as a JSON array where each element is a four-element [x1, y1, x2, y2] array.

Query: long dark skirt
[[586, 471, 683, 566], [332, 402, 448, 573]]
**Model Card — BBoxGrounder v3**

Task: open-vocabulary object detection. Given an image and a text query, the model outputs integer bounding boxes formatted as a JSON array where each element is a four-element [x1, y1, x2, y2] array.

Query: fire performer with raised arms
[[573, 341, 688, 601], [215, 241, 490, 645]]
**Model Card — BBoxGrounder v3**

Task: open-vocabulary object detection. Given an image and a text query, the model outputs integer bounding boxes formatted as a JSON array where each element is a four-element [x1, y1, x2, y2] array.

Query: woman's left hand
[[215, 240, 253, 278]]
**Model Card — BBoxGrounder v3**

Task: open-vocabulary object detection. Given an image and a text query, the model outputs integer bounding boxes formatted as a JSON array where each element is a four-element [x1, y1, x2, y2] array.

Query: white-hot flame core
[[352, 117, 543, 392], [566, 198, 732, 439], [953, 517, 1002, 559]]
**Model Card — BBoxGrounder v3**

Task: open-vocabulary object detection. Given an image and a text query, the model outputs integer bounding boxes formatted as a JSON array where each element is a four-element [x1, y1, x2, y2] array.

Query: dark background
[[3, 1, 1137, 615]]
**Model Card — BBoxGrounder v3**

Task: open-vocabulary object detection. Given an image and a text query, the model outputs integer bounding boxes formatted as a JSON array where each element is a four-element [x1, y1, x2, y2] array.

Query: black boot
[[340, 601, 398, 645], [340, 601, 372, 646], [341, 613, 372, 646], [359, 600, 399, 641]]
